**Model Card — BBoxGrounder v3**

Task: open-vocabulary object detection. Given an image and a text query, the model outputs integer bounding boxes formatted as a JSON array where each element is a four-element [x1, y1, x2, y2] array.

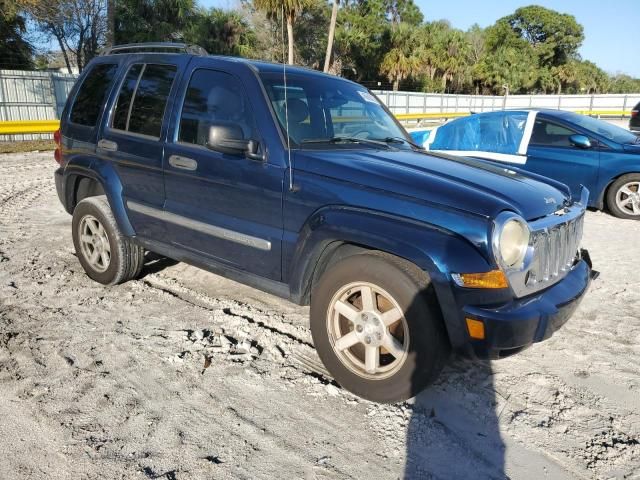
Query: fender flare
[[63, 157, 136, 237], [287, 206, 494, 349]]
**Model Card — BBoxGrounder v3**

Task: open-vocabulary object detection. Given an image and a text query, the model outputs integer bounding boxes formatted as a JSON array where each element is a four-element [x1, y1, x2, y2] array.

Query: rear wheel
[[607, 174, 640, 219], [72, 196, 144, 285], [310, 252, 448, 403]]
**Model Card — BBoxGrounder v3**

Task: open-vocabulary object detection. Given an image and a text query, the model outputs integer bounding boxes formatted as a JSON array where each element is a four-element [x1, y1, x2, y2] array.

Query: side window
[[178, 69, 256, 146], [70, 63, 118, 127], [112, 63, 177, 138], [530, 119, 576, 147], [112, 64, 143, 131], [262, 83, 322, 144]]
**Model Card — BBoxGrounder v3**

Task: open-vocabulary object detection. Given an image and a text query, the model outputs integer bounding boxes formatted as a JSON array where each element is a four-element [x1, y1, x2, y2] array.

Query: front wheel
[[310, 252, 449, 403], [606, 174, 640, 219]]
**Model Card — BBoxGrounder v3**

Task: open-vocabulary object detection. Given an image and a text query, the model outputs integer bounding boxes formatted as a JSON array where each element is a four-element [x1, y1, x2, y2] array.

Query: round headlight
[[494, 213, 530, 269]]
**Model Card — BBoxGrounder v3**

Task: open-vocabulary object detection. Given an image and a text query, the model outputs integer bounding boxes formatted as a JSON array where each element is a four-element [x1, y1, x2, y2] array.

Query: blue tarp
[[410, 129, 431, 146], [412, 111, 530, 154]]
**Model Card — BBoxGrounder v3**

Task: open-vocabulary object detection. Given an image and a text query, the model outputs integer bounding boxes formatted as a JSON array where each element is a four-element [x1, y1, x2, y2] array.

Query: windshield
[[259, 72, 411, 149], [560, 111, 638, 144]]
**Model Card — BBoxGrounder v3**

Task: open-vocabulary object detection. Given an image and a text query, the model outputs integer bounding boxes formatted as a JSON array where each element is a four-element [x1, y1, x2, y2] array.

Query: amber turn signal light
[[452, 270, 508, 289], [465, 318, 485, 340]]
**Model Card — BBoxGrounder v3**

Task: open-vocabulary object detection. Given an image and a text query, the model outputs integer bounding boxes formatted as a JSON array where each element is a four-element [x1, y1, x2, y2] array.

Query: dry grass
[[0, 140, 55, 154]]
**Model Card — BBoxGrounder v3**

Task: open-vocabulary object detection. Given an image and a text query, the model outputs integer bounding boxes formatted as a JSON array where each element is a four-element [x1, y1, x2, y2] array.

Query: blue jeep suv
[[54, 43, 594, 403]]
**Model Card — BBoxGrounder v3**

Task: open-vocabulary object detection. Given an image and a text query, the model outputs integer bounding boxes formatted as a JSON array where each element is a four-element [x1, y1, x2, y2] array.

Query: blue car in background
[[411, 110, 640, 219]]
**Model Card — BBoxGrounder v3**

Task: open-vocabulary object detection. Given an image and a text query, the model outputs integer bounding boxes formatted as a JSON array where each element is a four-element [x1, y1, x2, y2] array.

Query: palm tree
[[413, 21, 450, 89], [379, 23, 419, 91], [440, 30, 470, 91], [323, 0, 338, 72], [552, 62, 577, 94], [253, 0, 311, 64]]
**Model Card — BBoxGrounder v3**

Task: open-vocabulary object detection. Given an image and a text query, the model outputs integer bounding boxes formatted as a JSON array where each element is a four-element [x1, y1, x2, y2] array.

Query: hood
[[294, 148, 570, 221]]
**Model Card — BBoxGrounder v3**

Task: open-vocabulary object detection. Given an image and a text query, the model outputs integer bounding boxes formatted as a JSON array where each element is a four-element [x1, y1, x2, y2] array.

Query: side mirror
[[207, 122, 265, 161], [207, 122, 248, 155], [245, 140, 265, 162], [569, 134, 592, 149]]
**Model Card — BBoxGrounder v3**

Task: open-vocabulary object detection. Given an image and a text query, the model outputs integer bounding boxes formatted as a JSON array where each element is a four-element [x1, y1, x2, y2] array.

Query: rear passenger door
[[98, 56, 187, 238], [162, 67, 285, 281]]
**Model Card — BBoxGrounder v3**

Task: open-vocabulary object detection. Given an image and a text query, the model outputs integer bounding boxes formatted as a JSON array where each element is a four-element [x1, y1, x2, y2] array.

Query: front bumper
[[461, 250, 594, 359]]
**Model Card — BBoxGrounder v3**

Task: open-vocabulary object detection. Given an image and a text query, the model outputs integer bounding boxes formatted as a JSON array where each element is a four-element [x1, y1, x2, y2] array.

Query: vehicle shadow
[[402, 286, 507, 479], [140, 252, 179, 276], [404, 358, 507, 479]]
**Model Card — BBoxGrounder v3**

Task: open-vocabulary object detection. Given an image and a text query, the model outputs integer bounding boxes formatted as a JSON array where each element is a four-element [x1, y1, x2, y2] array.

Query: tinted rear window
[[70, 63, 118, 127], [111, 63, 176, 138], [112, 64, 143, 131], [129, 64, 176, 137]]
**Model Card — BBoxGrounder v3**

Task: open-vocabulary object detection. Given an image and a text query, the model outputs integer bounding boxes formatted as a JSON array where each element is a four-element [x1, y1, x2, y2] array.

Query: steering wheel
[[349, 129, 372, 139]]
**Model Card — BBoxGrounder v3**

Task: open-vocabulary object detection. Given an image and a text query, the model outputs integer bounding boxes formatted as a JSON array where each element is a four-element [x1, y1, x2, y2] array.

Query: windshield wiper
[[376, 136, 424, 150], [300, 136, 393, 148]]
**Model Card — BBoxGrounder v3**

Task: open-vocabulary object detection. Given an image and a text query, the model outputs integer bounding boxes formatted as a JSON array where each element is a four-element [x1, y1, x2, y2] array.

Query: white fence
[[0, 70, 78, 141], [372, 90, 640, 117], [1, 69, 639, 141]]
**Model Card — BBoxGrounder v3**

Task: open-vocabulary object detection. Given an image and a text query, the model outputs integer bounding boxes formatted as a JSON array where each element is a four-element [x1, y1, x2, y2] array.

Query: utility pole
[[323, 0, 339, 73], [502, 84, 510, 110], [107, 0, 115, 47]]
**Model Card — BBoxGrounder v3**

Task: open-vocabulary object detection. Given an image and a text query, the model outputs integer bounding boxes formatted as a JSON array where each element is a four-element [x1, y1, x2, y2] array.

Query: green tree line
[[3, 0, 640, 94]]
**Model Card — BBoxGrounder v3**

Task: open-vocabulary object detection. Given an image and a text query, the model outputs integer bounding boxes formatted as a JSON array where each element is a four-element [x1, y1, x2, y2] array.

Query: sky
[[200, 0, 640, 77]]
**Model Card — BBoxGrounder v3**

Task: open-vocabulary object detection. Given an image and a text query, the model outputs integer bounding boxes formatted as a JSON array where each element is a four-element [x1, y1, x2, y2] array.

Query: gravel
[[0, 152, 638, 479]]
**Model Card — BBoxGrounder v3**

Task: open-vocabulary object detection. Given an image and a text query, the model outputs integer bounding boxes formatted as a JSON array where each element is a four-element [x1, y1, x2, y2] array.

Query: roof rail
[[100, 42, 208, 56]]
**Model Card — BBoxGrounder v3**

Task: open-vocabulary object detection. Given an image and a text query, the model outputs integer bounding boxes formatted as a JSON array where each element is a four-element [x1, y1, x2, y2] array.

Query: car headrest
[[285, 98, 309, 124]]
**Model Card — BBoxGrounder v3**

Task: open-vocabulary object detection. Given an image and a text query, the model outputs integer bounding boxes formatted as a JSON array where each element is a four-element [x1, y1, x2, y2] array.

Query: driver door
[[525, 116, 599, 199], [162, 67, 284, 280]]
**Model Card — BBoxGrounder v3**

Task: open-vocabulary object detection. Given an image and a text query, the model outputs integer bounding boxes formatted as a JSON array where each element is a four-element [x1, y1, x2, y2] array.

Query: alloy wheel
[[78, 214, 111, 272], [616, 181, 640, 216], [326, 282, 409, 380]]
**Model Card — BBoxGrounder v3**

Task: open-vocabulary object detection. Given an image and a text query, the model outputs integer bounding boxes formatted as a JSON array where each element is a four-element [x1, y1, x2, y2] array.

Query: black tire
[[606, 173, 640, 219], [310, 251, 449, 403], [72, 196, 145, 285]]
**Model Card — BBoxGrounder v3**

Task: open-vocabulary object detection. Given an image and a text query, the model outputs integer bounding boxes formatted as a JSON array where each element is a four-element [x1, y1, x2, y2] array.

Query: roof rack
[[100, 42, 208, 56]]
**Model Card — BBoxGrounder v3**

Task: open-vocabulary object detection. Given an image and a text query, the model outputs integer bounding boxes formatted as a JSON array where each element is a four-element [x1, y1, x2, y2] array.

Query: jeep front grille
[[505, 187, 589, 298], [526, 213, 584, 289], [505, 190, 588, 299]]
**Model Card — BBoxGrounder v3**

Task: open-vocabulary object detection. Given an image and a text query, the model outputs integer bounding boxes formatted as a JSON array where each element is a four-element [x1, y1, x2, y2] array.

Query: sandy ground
[[0, 152, 639, 480]]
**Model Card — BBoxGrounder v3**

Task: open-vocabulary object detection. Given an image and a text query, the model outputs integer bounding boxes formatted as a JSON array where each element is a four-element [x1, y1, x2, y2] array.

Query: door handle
[[97, 139, 118, 151], [169, 155, 198, 171]]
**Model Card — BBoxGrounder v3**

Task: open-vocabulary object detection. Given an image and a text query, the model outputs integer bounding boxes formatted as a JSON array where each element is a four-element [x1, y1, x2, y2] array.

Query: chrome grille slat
[[551, 227, 562, 277], [565, 220, 574, 269]]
